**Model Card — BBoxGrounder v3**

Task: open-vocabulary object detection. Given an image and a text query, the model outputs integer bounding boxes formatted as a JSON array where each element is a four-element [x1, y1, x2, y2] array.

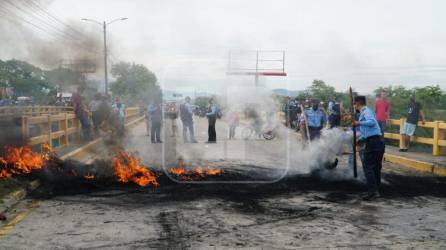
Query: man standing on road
[[89, 93, 102, 136], [180, 96, 197, 143], [148, 98, 162, 143], [302, 100, 327, 140], [400, 95, 425, 152], [353, 96, 385, 200], [72, 86, 92, 141], [206, 98, 218, 143], [375, 91, 391, 136]]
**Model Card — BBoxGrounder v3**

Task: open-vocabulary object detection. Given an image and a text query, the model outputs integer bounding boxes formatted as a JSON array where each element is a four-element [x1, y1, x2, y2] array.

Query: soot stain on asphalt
[[28, 161, 446, 208]]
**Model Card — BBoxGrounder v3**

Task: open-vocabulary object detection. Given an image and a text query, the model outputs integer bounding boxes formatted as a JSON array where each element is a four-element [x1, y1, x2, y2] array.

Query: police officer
[[353, 96, 385, 200], [303, 100, 327, 140], [328, 95, 342, 128]]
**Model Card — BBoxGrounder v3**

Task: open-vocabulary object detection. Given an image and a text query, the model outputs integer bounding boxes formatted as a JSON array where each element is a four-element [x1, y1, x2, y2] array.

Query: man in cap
[[353, 95, 385, 200]]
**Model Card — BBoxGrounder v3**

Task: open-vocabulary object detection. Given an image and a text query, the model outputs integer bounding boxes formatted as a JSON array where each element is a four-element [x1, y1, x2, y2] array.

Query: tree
[[0, 59, 55, 103], [373, 85, 446, 120], [110, 62, 161, 105], [307, 79, 336, 102]]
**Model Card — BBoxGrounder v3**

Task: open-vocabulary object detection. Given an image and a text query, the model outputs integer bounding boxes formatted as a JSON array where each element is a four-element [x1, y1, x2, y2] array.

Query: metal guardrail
[[0, 106, 73, 118], [384, 119, 446, 156], [22, 107, 141, 150]]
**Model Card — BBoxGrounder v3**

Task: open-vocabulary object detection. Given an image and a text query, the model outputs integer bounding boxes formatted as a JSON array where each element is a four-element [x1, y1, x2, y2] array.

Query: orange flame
[[0, 144, 51, 177], [206, 168, 223, 175], [168, 163, 223, 180], [170, 166, 187, 175], [113, 151, 158, 187], [84, 174, 95, 180], [192, 167, 205, 177]]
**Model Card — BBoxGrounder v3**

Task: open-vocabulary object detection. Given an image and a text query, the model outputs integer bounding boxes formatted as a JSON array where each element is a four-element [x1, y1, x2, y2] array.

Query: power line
[[0, 1, 100, 54], [2, 0, 81, 41], [23, 0, 87, 38]]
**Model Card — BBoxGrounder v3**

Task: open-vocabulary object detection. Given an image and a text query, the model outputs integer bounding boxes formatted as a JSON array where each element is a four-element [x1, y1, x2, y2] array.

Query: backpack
[[216, 107, 223, 119]]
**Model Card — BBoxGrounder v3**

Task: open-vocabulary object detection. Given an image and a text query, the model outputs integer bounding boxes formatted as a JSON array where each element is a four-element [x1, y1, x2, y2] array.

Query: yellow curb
[[0, 200, 40, 239], [384, 153, 446, 177]]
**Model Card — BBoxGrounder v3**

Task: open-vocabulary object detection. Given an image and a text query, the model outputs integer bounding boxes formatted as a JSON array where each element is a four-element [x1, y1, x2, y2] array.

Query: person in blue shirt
[[206, 98, 218, 143], [148, 97, 163, 143], [353, 95, 385, 201], [303, 100, 327, 140], [180, 96, 197, 143]]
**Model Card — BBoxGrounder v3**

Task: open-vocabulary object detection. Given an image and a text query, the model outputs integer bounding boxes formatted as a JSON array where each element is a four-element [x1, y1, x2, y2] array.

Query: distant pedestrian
[[148, 98, 162, 143], [89, 93, 102, 136], [206, 98, 218, 143], [353, 95, 385, 201], [180, 96, 197, 143], [72, 86, 92, 141], [112, 96, 126, 135], [166, 102, 178, 137], [400, 95, 425, 152], [227, 110, 240, 139], [328, 95, 342, 128], [375, 91, 391, 135]]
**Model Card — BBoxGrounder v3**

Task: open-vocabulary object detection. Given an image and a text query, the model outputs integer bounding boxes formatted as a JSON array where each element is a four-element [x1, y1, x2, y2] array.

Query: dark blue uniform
[[358, 106, 385, 195]]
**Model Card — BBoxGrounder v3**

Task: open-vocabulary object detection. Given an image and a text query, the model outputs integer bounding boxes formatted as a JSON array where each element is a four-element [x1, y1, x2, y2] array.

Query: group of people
[[284, 91, 426, 200], [283, 96, 343, 142], [144, 97, 220, 144], [72, 86, 127, 141], [284, 95, 343, 137]]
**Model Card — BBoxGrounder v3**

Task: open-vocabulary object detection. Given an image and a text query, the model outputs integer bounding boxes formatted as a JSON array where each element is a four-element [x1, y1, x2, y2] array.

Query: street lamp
[[81, 17, 128, 95]]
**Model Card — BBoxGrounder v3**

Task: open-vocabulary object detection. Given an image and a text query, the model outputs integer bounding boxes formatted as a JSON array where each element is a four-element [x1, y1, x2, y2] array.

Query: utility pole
[[81, 17, 128, 95]]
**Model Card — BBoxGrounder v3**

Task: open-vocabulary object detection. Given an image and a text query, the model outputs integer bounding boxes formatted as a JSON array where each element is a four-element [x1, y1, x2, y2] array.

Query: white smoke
[[286, 128, 363, 182]]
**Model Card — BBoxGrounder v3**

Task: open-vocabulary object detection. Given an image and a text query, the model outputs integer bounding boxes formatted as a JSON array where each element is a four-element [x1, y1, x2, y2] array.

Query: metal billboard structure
[[227, 50, 287, 87]]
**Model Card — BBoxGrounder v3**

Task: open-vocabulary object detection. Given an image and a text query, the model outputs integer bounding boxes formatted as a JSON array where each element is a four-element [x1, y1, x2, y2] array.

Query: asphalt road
[[1, 118, 446, 249]]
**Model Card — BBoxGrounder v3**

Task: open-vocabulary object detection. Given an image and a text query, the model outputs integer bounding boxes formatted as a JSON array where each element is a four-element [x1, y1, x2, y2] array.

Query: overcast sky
[[3, 0, 446, 93]]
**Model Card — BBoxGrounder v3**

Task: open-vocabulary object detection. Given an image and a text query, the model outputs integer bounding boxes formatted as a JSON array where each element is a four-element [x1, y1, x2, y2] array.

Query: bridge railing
[[0, 106, 73, 118], [384, 119, 446, 156], [22, 107, 142, 150]]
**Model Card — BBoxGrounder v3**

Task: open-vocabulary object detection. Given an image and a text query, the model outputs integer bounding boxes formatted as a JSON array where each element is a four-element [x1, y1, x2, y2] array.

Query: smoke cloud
[[0, 0, 103, 71]]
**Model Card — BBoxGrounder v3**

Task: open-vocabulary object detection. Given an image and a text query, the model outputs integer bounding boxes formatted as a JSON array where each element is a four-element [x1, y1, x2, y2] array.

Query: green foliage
[[0, 59, 55, 102], [373, 85, 446, 120], [307, 79, 336, 102], [110, 62, 161, 106]]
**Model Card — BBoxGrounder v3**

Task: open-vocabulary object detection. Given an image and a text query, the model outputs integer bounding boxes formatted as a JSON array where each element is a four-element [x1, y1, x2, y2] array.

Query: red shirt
[[375, 99, 390, 122]]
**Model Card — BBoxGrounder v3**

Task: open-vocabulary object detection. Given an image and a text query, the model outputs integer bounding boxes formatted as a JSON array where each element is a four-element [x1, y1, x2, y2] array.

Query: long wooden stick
[[300, 104, 311, 145], [349, 87, 358, 178]]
